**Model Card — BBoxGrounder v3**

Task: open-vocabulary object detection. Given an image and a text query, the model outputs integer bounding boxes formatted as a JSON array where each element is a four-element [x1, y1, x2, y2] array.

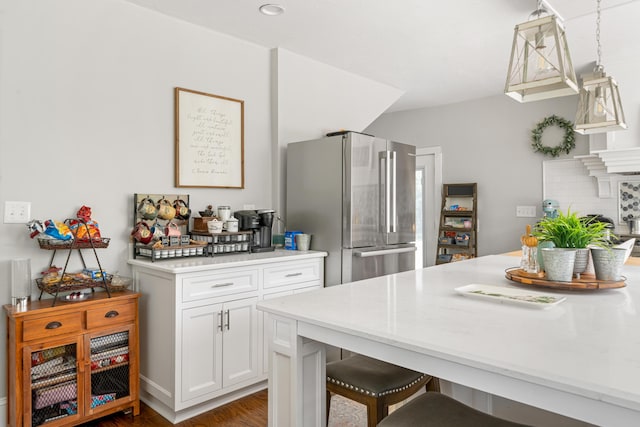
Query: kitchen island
[[259, 254, 640, 426], [128, 249, 327, 423]]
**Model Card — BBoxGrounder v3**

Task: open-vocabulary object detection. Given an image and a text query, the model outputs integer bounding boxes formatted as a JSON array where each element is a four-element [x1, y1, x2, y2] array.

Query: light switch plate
[[4, 201, 31, 224], [516, 205, 537, 218]]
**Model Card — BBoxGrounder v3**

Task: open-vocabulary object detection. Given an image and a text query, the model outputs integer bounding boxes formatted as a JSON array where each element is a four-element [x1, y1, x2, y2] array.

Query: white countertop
[[259, 254, 640, 423], [128, 248, 327, 273]]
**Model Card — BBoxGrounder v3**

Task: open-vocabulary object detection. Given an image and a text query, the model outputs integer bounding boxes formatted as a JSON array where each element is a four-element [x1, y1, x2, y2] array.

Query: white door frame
[[416, 147, 442, 267]]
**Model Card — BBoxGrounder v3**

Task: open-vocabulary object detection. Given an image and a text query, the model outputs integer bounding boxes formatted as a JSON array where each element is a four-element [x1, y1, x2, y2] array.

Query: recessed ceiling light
[[259, 4, 285, 16]]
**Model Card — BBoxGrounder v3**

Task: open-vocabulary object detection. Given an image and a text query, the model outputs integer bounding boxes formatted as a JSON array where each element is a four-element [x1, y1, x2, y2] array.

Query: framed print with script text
[[175, 87, 244, 188]]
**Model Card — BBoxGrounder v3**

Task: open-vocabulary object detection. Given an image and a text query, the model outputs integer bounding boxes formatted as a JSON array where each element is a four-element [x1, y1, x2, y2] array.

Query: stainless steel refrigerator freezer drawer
[[342, 245, 416, 284]]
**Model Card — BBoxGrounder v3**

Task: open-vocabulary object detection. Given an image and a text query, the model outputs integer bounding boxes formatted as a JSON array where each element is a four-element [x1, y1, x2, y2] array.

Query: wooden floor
[[83, 390, 268, 426]]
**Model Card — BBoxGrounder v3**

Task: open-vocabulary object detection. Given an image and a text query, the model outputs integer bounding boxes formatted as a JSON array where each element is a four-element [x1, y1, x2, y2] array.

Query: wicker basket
[[35, 273, 132, 295], [38, 238, 110, 250]]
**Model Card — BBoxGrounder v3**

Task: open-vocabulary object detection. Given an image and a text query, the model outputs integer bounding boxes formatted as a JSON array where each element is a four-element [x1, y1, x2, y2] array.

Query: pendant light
[[574, 0, 627, 134], [505, 0, 578, 102]]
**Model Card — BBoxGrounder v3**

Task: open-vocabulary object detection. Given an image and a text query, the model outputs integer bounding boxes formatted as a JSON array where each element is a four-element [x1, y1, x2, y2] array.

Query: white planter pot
[[541, 248, 576, 282], [573, 248, 590, 277], [590, 247, 626, 281]]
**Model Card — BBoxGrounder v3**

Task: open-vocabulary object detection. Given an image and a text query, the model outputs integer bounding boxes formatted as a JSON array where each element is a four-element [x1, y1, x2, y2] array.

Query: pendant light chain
[[596, 0, 602, 67], [532, 0, 546, 19]]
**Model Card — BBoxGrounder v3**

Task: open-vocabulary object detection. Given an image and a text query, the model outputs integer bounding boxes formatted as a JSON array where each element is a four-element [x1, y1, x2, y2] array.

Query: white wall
[[273, 48, 403, 218], [0, 0, 407, 405], [0, 0, 274, 398], [543, 158, 632, 234], [365, 95, 590, 256]]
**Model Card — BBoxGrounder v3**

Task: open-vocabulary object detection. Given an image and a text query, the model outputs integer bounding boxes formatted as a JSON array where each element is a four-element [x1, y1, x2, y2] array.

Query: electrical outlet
[[516, 205, 537, 218], [243, 204, 255, 210], [4, 201, 31, 224]]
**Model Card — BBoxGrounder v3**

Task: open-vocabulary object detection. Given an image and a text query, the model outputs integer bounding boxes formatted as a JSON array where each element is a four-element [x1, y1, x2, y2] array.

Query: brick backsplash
[[543, 159, 628, 234]]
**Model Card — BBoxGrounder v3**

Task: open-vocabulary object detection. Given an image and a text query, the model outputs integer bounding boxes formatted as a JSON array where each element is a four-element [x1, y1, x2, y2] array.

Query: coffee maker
[[234, 209, 275, 253]]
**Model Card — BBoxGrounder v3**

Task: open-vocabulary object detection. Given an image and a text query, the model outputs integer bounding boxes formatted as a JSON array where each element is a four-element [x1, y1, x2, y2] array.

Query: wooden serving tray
[[505, 267, 626, 291]]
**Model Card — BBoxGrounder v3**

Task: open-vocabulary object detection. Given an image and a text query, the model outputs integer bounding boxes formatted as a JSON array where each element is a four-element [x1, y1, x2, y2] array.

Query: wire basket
[[38, 238, 110, 250], [36, 274, 118, 295]]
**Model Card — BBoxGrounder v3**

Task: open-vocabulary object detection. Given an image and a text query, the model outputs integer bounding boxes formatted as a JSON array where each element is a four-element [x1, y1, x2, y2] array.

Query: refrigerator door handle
[[390, 150, 397, 233], [380, 150, 393, 233], [354, 246, 417, 258]]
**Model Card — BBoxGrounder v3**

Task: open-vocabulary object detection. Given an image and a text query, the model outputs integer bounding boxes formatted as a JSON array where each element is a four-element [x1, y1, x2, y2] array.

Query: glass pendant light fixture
[[505, 0, 578, 102], [574, 0, 627, 134]]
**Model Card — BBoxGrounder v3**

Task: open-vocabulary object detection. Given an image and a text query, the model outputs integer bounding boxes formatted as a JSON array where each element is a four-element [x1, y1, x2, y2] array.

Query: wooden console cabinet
[[4, 291, 140, 427]]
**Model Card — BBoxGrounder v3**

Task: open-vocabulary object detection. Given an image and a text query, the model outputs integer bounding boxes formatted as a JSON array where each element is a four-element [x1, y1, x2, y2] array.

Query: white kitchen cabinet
[[181, 297, 258, 402], [260, 258, 325, 374], [182, 302, 223, 400], [262, 258, 323, 290], [261, 285, 319, 374], [221, 297, 259, 387], [129, 250, 326, 423]]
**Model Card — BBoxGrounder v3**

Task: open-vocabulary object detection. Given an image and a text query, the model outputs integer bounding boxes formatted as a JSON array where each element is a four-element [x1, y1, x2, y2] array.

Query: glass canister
[[272, 215, 285, 248], [526, 246, 539, 273], [217, 206, 231, 221], [520, 225, 539, 274], [521, 244, 530, 271], [11, 258, 31, 307]]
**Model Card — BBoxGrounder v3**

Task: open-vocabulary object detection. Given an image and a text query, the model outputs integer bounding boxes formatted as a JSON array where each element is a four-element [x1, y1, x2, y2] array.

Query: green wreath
[[531, 115, 576, 158]]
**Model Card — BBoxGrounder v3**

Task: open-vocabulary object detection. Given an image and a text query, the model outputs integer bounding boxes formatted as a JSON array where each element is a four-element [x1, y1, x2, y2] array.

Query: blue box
[[284, 231, 302, 250], [83, 268, 106, 279]]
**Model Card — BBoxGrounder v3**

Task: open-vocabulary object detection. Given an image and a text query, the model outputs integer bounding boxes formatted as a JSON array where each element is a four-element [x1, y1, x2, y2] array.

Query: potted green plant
[[533, 209, 611, 248], [533, 209, 611, 281]]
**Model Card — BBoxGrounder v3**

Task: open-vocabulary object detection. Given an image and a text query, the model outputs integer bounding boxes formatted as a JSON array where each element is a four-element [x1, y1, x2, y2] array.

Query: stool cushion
[[326, 355, 427, 397], [378, 392, 531, 426]]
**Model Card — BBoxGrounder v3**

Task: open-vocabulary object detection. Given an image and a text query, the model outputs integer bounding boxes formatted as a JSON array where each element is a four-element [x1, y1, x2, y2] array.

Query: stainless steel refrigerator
[[286, 132, 416, 287]]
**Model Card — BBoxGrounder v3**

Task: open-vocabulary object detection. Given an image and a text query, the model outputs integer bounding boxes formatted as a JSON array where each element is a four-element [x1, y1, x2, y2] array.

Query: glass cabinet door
[[28, 342, 80, 426], [86, 328, 132, 414]]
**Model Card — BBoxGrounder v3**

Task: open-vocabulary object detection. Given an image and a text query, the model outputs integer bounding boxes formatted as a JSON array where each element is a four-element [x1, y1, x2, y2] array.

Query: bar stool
[[326, 354, 439, 427], [377, 392, 532, 426]]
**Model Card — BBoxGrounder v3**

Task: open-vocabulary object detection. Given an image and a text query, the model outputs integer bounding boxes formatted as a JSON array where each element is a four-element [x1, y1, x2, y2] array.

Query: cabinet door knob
[[45, 321, 62, 329], [105, 310, 119, 318]]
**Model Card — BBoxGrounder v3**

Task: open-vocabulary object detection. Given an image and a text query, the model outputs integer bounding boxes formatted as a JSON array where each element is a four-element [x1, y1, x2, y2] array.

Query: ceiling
[[125, 0, 640, 112]]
